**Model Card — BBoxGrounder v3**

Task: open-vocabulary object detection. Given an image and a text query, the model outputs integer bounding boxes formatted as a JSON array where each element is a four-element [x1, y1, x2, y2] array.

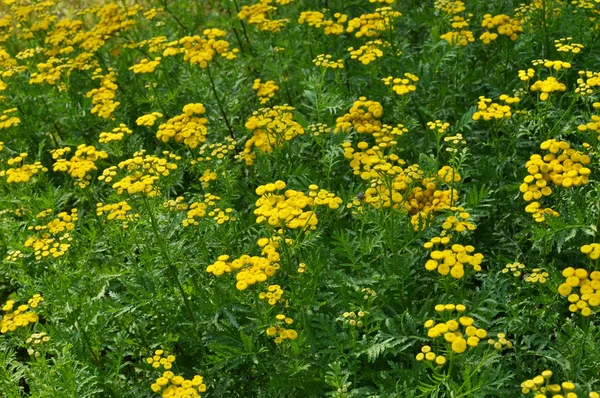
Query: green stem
[[206, 65, 236, 139], [141, 196, 197, 326]]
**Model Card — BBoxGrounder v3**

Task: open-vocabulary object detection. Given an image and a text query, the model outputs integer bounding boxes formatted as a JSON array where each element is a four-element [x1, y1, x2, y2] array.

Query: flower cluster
[[487, 333, 513, 351], [99, 150, 179, 197], [555, 37, 584, 54], [581, 243, 600, 260], [266, 314, 298, 344], [146, 349, 176, 370], [24, 209, 77, 260], [520, 370, 576, 397], [381, 73, 419, 96], [5, 249, 23, 262], [259, 284, 286, 305], [520, 139, 590, 222], [440, 15, 475, 46], [0, 107, 20, 129], [1, 294, 43, 334], [442, 133, 467, 153], [0, 153, 47, 183], [577, 103, 600, 136], [440, 210, 475, 232], [254, 181, 342, 231], [427, 120, 450, 135], [99, 124, 133, 143], [575, 71, 600, 96], [558, 267, 600, 316], [52, 145, 108, 188], [419, 304, 487, 363], [472, 95, 518, 121], [156, 103, 208, 149], [434, 0, 466, 15], [480, 14, 523, 44], [415, 345, 447, 366], [136, 112, 164, 126], [192, 138, 238, 163], [424, 237, 483, 279], [343, 141, 458, 224], [26, 331, 51, 357], [524, 268, 549, 284], [164, 196, 189, 212], [348, 40, 388, 65], [86, 68, 120, 119], [96, 201, 139, 228], [164, 29, 238, 68], [207, 236, 284, 290], [306, 123, 333, 137], [298, 11, 348, 35], [532, 59, 572, 71], [341, 310, 366, 328], [242, 105, 304, 165], [183, 194, 235, 226], [530, 77, 567, 101], [312, 54, 344, 69], [346, 7, 402, 38], [502, 262, 526, 277], [238, 1, 289, 33], [129, 57, 161, 74], [335, 98, 407, 144], [150, 371, 206, 397], [252, 79, 279, 104]]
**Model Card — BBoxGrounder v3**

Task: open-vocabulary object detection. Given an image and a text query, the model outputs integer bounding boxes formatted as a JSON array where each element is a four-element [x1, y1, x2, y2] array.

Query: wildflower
[[487, 333, 514, 351], [99, 150, 179, 197], [252, 79, 279, 104], [86, 68, 120, 119], [313, 54, 344, 69], [555, 37, 584, 54], [381, 73, 419, 96], [156, 103, 208, 149], [96, 201, 139, 228], [299, 11, 347, 35], [266, 313, 298, 344], [0, 108, 20, 130], [207, 237, 283, 289], [1, 295, 43, 334], [254, 181, 342, 230], [419, 304, 487, 362], [558, 266, 600, 316], [238, 1, 289, 33], [472, 95, 518, 121], [480, 14, 523, 44], [136, 112, 164, 126], [348, 40, 388, 65], [24, 209, 77, 260], [0, 153, 48, 183], [520, 139, 590, 222], [440, 14, 475, 46], [346, 7, 402, 38], [521, 371, 576, 396], [241, 105, 304, 165], [434, 0, 465, 15], [51, 145, 108, 188], [129, 57, 161, 74], [427, 120, 450, 135], [99, 124, 133, 143], [146, 349, 176, 370], [164, 29, 239, 68]]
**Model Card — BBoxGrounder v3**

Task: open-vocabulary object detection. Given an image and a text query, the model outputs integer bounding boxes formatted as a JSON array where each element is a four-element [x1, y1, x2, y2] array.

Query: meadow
[[1, 0, 600, 396]]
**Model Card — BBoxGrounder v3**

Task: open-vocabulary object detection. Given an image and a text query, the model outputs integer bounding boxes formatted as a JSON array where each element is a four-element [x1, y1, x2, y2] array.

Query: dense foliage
[[1, 0, 600, 396]]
